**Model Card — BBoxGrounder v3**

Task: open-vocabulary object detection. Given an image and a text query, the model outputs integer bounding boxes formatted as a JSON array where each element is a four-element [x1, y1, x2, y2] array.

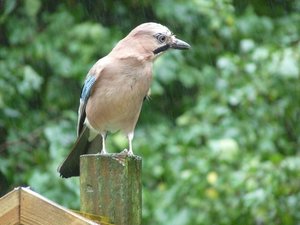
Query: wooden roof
[[0, 186, 100, 225]]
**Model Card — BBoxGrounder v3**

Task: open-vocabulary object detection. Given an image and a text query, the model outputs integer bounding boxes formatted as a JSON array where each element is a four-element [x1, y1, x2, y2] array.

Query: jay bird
[[58, 22, 190, 178]]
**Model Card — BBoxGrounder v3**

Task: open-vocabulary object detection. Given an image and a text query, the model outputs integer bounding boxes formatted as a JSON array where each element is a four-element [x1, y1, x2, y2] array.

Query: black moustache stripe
[[153, 44, 170, 54]]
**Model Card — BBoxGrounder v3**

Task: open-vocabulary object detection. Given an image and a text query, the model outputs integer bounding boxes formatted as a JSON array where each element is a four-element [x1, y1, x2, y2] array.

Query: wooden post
[[80, 154, 142, 225]]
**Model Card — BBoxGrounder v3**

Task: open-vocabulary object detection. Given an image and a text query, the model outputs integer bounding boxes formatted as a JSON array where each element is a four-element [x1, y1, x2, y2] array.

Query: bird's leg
[[127, 132, 134, 156], [100, 132, 107, 154], [114, 132, 134, 163]]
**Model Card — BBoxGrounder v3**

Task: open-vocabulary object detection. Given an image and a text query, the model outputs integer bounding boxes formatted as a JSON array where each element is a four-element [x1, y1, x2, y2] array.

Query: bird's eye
[[156, 34, 167, 43]]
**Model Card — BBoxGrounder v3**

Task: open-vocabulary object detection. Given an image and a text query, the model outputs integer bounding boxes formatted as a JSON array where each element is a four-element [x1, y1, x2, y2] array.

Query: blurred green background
[[1, 0, 300, 224]]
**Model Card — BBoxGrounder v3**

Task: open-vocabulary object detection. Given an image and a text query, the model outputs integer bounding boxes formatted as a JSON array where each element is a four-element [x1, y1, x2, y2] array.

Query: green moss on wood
[[80, 154, 142, 225]]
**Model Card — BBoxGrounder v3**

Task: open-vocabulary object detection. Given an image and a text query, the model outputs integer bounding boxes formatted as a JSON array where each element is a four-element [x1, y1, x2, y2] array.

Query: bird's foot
[[113, 149, 134, 165], [113, 150, 127, 165], [120, 149, 128, 155], [120, 148, 134, 156], [97, 149, 108, 155]]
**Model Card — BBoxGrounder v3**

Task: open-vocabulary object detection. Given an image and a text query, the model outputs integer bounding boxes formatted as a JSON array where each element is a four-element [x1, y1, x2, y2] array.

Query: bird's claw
[[96, 151, 108, 155], [119, 149, 133, 156]]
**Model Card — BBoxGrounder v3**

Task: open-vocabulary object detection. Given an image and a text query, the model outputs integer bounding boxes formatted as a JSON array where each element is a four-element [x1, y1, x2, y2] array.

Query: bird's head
[[113, 22, 190, 60]]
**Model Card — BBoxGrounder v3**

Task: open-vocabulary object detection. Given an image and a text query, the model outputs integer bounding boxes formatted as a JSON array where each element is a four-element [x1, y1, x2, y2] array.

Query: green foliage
[[1, 0, 299, 224]]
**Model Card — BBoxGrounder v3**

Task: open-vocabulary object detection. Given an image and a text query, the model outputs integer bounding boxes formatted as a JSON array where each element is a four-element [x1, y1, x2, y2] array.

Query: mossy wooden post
[[80, 154, 142, 225]]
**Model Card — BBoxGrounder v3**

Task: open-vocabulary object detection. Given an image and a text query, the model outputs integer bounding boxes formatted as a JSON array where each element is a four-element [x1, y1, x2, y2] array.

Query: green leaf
[[24, 0, 41, 17]]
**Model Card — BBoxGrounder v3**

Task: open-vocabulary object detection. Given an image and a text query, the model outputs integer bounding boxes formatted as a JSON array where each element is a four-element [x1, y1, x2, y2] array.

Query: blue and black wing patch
[[77, 74, 96, 136], [80, 75, 96, 102]]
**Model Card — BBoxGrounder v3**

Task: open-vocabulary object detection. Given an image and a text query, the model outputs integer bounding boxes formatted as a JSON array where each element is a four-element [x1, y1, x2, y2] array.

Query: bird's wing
[[77, 74, 97, 136], [59, 66, 104, 178]]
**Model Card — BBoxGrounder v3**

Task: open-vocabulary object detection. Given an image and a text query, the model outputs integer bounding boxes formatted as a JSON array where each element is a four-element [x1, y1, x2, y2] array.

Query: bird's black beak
[[153, 37, 190, 55], [170, 38, 191, 50]]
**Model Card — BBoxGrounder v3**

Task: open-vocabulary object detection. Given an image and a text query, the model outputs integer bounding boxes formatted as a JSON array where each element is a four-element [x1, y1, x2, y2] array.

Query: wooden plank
[[19, 187, 100, 225], [0, 187, 20, 225], [80, 153, 142, 225]]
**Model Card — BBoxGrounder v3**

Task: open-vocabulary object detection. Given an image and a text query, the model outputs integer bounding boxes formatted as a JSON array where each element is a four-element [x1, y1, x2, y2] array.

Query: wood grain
[[0, 187, 99, 225], [80, 153, 142, 225]]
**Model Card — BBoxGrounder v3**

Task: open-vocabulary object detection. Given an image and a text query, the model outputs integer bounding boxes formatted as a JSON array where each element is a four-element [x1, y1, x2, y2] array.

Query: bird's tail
[[58, 126, 101, 178]]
